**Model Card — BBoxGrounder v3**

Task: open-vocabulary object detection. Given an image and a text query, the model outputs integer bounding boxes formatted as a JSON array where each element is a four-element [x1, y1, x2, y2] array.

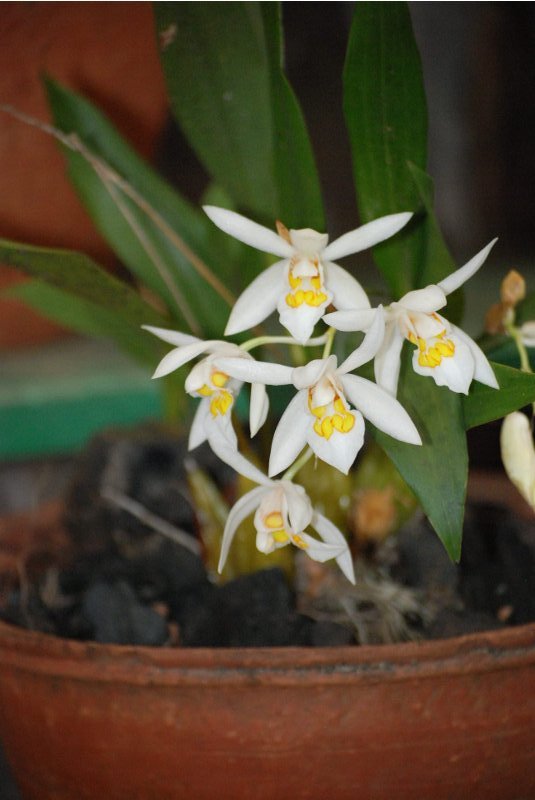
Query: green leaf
[[0, 239, 169, 365], [45, 78, 231, 338], [7, 280, 164, 367], [154, 2, 324, 228], [408, 163, 463, 323], [343, 2, 427, 297], [373, 353, 467, 561], [463, 363, 535, 429]]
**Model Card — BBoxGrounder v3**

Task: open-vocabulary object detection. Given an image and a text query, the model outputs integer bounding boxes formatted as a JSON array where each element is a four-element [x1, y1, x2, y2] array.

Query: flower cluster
[[145, 207, 499, 583]]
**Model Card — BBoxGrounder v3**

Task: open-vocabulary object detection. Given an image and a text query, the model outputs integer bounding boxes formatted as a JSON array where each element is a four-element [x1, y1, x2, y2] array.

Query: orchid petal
[[296, 533, 349, 566], [203, 206, 294, 258], [340, 374, 421, 445], [323, 307, 378, 332], [218, 486, 269, 572], [397, 285, 446, 313], [324, 262, 371, 310], [206, 404, 238, 448], [188, 400, 210, 450], [412, 334, 474, 394], [151, 340, 216, 379], [437, 239, 498, 296], [451, 326, 499, 389], [289, 229, 328, 256], [338, 307, 385, 374], [322, 212, 413, 261], [281, 481, 313, 532], [374, 323, 405, 396], [142, 326, 201, 347], [208, 423, 269, 486], [313, 512, 356, 584], [250, 382, 269, 437], [216, 356, 293, 386], [307, 411, 365, 474], [225, 260, 287, 336], [277, 298, 327, 344], [292, 355, 336, 390], [269, 391, 310, 477]]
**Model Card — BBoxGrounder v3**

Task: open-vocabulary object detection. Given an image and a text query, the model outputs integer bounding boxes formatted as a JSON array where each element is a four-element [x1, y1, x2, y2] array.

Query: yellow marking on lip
[[310, 393, 355, 439], [198, 384, 213, 397], [288, 271, 302, 290], [313, 419, 323, 437], [272, 530, 290, 544], [211, 371, 228, 388], [342, 413, 355, 432], [332, 414, 344, 432], [292, 534, 308, 549], [209, 390, 233, 417], [411, 329, 456, 369], [265, 512, 284, 530], [321, 417, 334, 439]]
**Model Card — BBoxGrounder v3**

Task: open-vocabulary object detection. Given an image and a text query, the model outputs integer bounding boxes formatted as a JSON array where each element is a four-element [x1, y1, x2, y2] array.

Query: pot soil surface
[[1, 427, 534, 648]]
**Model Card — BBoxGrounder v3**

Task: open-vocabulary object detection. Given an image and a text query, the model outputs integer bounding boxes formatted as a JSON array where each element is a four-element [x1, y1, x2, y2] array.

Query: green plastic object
[[0, 337, 162, 460]]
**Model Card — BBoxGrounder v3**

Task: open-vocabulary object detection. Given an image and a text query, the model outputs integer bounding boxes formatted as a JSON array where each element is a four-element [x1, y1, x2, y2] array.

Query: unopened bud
[[484, 302, 507, 334], [500, 412, 535, 509], [500, 269, 526, 307]]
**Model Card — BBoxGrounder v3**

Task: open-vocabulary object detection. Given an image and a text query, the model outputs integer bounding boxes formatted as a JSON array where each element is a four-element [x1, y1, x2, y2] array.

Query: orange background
[[0, 2, 167, 348]]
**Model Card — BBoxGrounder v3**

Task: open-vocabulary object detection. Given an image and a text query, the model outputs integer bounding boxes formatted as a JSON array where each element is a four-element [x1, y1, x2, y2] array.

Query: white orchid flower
[[142, 326, 269, 449], [218, 467, 355, 583], [217, 310, 421, 476], [325, 240, 500, 396], [203, 205, 412, 344]]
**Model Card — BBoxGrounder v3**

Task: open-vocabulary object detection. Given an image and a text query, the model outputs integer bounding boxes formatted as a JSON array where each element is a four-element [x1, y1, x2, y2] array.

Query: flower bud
[[484, 302, 508, 334], [500, 269, 526, 307], [500, 412, 535, 509]]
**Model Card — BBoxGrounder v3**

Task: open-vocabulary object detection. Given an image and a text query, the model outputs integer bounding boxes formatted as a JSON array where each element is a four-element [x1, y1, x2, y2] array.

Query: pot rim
[[0, 617, 534, 688], [1, 480, 534, 688]]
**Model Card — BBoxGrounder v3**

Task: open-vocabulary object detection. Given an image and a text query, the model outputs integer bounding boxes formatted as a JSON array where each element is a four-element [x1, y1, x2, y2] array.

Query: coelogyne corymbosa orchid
[[324, 240, 500, 396], [216, 456, 355, 583], [217, 310, 422, 476], [143, 326, 268, 450], [203, 205, 412, 344]]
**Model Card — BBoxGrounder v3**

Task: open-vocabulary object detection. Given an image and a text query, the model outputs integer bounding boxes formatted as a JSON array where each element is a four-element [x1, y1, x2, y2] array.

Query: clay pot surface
[[0, 503, 534, 799]]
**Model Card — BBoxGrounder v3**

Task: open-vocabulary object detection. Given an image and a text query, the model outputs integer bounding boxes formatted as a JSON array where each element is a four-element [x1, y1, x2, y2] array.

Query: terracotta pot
[[0, 498, 534, 800]]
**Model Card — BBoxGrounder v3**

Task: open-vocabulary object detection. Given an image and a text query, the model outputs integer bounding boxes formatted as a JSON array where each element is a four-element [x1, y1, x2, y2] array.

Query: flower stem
[[240, 334, 327, 352], [322, 326, 336, 359], [505, 320, 532, 373], [505, 318, 534, 415], [282, 447, 314, 482]]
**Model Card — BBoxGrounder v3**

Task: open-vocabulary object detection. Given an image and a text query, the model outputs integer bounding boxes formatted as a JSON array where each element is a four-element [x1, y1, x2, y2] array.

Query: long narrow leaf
[[343, 2, 427, 297], [155, 2, 324, 229], [373, 353, 467, 561], [7, 280, 165, 367], [463, 363, 535, 429], [45, 79, 231, 337], [408, 163, 463, 323], [0, 239, 169, 349]]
